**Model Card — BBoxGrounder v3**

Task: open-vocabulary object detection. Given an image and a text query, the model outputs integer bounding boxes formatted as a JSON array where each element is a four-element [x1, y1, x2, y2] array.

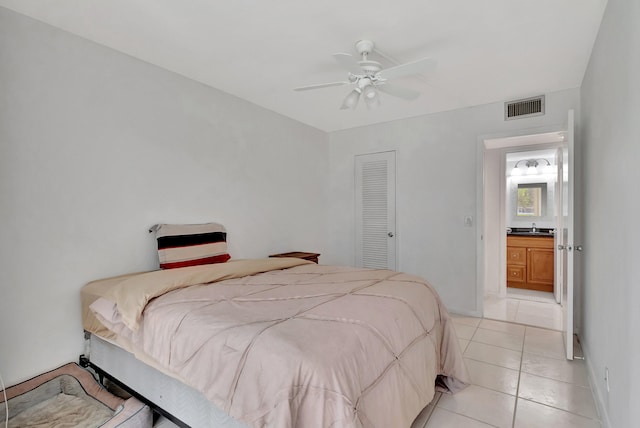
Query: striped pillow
[[152, 223, 230, 269]]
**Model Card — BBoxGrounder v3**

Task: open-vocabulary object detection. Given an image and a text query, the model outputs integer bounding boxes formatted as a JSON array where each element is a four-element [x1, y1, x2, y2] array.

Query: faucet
[[531, 222, 537, 233]]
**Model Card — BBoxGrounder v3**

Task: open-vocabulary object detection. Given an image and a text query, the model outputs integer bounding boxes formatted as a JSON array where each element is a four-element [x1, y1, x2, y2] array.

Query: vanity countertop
[[507, 227, 555, 237]]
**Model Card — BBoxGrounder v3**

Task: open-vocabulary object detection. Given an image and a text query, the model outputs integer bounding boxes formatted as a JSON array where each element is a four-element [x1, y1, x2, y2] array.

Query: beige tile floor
[[410, 315, 601, 428], [484, 291, 564, 331]]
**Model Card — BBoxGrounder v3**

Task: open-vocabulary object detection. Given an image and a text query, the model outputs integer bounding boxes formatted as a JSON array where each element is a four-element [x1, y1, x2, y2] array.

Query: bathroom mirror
[[517, 183, 547, 217]]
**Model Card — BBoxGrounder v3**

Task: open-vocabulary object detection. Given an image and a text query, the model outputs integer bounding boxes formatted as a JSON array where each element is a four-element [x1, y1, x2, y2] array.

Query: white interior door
[[561, 110, 575, 360], [355, 151, 397, 270], [554, 147, 565, 305]]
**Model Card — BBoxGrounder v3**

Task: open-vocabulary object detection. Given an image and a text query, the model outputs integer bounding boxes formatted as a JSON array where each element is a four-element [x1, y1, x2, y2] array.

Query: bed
[[81, 257, 469, 427]]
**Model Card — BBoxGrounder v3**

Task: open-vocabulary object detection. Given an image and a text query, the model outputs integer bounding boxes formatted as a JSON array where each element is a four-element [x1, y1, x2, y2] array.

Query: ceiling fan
[[293, 40, 436, 110]]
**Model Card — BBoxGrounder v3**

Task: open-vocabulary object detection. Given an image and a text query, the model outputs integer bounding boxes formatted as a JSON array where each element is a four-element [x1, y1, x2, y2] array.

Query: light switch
[[464, 216, 473, 227]]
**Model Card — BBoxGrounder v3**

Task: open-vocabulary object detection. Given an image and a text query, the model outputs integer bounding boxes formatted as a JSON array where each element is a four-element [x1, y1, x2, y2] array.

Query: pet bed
[[0, 362, 151, 427]]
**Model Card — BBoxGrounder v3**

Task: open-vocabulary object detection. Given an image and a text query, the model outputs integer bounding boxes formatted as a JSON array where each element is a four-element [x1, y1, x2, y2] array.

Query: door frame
[[476, 125, 569, 317], [498, 144, 565, 298]]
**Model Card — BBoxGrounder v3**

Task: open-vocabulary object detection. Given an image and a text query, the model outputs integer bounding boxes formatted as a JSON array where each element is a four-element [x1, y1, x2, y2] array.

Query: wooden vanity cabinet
[[507, 236, 554, 292]]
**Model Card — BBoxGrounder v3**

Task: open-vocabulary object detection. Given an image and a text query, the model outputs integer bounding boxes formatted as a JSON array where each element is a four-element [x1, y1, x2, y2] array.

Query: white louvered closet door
[[355, 151, 396, 270]]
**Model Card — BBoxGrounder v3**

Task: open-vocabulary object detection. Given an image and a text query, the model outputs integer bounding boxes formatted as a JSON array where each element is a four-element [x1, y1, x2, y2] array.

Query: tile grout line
[[484, 296, 564, 331], [464, 320, 525, 378], [482, 314, 562, 333], [463, 355, 520, 373], [428, 322, 484, 426], [516, 397, 603, 423], [512, 327, 598, 425], [513, 298, 520, 324], [519, 370, 592, 389], [511, 325, 528, 428], [428, 406, 501, 428], [462, 323, 510, 427]]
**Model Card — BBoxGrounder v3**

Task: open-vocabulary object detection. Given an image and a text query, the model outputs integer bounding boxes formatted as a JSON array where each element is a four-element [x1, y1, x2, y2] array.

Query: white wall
[[580, 0, 640, 426], [0, 7, 328, 385], [327, 89, 580, 315]]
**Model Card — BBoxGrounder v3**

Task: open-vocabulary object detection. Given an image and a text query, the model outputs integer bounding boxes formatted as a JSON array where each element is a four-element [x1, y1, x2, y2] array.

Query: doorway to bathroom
[[481, 133, 567, 332], [480, 110, 578, 360], [486, 147, 563, 330]]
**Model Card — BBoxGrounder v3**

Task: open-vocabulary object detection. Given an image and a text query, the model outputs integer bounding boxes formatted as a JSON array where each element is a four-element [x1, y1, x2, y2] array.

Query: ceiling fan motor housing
[[355, 39, 375, 55], [359, 60, 382, 75]]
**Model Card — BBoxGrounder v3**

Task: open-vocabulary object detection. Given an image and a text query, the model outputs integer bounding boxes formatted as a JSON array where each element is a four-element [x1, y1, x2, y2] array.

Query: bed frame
[[82, 333, 437, 428], [82, 333, 249, 428]]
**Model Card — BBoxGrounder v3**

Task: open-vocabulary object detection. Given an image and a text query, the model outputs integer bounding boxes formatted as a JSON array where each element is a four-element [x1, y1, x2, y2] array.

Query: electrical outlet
[[605, 367, 610, 393], [464, 215, 473, 227]]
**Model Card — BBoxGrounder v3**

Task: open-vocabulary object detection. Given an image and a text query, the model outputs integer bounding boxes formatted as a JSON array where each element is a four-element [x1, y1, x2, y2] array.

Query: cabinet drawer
[[507, 247, 526, 265], [507, 266, 526, 283]]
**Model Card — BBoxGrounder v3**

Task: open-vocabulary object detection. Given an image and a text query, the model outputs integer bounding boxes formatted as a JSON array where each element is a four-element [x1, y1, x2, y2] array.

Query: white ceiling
[[0, 0, 607, 132]]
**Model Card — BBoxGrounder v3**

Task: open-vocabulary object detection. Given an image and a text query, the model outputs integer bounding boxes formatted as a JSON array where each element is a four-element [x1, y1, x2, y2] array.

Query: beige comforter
[[86, 259, 469, 428]]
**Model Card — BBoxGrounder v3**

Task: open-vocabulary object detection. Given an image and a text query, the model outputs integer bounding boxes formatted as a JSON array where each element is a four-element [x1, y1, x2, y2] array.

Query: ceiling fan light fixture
[[340, 88, 361, 110], [543, 164, 555, 174], [363, 84, 377, 100], [363, 88, 380, 109]]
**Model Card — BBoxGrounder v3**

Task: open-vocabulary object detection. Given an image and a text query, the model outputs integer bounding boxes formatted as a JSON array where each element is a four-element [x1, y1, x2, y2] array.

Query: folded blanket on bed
[[92, 258, 312, 331]]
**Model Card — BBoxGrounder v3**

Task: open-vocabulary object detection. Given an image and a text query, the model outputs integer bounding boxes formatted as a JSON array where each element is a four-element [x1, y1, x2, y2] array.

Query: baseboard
[[582, 342, 612, 428], [448, 308, 482, 318]]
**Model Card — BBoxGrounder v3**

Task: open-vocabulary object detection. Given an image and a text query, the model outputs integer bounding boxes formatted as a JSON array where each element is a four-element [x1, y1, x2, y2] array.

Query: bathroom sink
[[508, 231, 554, 237], [507, 228, 555, 237]]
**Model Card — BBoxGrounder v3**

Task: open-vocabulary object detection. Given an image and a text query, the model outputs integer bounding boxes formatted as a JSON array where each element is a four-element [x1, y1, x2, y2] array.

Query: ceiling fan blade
[[377, 57, 436, 80], [293, 81, 349, 91], [333, 53, 363, 75], [377, 83, 421, 100]]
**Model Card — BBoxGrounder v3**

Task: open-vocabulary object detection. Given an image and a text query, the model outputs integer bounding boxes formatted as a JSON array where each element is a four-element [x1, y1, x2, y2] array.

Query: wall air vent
[[504, 95, 545, 120]]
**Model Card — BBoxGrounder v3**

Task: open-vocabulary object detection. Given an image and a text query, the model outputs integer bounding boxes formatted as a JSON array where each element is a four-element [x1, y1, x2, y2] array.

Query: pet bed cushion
[[0, 362, 151, 428]]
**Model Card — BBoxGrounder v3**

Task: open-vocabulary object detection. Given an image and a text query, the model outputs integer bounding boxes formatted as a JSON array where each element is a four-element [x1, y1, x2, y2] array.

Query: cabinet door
[[527, 248, 555, 291]]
